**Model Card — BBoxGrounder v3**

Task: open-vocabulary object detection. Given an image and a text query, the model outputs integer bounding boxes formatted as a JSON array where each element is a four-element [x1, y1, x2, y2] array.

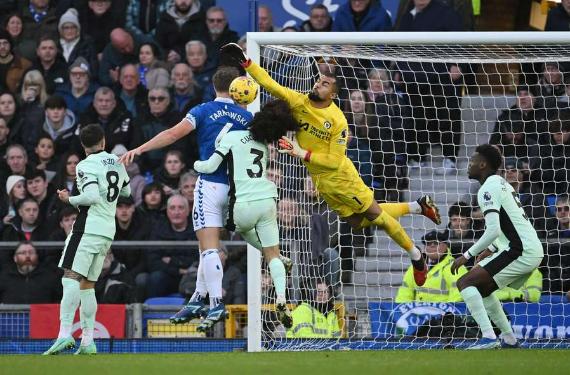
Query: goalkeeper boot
[[412, 250, 428, 287], [197, 303, 228, 332], [466, 337, 500, 350], [417, 195, 441, 225], [74, 342, 97, 355], [42, 337, 76, 355], [170, 301, 208, 324], [276, 303, 293, 329], [279, 255, 293, 275]]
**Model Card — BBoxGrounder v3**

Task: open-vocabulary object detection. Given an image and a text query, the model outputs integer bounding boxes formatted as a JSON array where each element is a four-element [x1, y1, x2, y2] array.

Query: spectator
[[185, 40, 216, 97], [95, 250, 135, 303], [258, 5, 281, 32], [300, 4, 332, 32], [287, 280, 341, 338], [154, 149, 187, 196], [1, 175, 27, 227], [55, 57, 99, 117], [133, 87, 184, 172], [395, 230, 467, 303], [99, 28, 139, 87], [2, 144, 31, 190], [78, 86, 135, 153], [31, 135, 57, 180], [0, 117, 10, 164], [201, 6, 238, 63], [170, 63, 203, 112], [545, 0, 570, 31], [29, 36, 67, 94], [126, 0, 171, 39], [0, 29, 31, 93], [490, 85, 547, 143], [137, 42, 166, 88], [40, 94, 78, 158], [116, 63, 147, 118], [57, 8, 97, 76], [346, 127, 373, 188], [0, 242, 61, 303], [4, 12, 35, 61], [156, 0, 207, 63], [535, 119, 570, 195], [138, 182, 167, 225], [443, 201, 476, 242], [2, 198, 47, 241], [78, 0, 125, 56], [51, 151, 80, 192], [25, 168, 57, 223], [178, 170, 198, 212], [494, 268, 542, 303], [0, 92, 21, 139], [146, 194, 198, 297], [20, 0, 58, 55], [546, 194, 570, 239], [332, 0, 392, 32], [20, 69, 47, 106], [113, 195, 149, 301], [538, 62, 566, 115], [144, 66, 170, 91], [489, 118, 539, 168], [396, 0, 464, 175], [48, 205, 77, 241]]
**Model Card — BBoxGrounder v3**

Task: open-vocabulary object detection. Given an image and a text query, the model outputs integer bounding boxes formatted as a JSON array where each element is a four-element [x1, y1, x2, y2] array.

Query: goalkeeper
[[192, 99, 299, 328], [221, 43, 441, 286]]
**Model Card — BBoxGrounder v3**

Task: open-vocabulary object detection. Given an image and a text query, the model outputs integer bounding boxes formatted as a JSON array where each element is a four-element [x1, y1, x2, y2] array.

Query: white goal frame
[[245, 31, 570, 352]]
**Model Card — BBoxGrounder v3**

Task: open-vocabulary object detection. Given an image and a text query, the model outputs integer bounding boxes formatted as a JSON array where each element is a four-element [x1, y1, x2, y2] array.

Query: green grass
[[1, 350, 569, 375]]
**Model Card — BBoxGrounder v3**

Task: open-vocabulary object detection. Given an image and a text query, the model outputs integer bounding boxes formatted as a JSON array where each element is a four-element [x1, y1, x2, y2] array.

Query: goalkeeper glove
[[278, 136, 311, 162], [220, 43, 250, 67]]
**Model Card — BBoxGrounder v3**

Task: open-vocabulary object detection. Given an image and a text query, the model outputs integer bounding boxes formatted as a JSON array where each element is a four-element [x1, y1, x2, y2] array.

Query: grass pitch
[[1, 350, 568, 375]]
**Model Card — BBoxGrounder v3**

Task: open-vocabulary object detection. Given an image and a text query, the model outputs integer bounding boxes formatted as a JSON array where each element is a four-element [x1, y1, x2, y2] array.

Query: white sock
[[482, 329, 497, 340], [408, 201, 422, 214], [409, 246, 422, 261], [202, 249, 223, 308], [190, 255, 208, 302], [501, 332, 517, 345]]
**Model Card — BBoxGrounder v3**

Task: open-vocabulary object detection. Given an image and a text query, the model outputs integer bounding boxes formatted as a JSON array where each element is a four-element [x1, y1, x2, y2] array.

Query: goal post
[[246, 32, 570, 352]]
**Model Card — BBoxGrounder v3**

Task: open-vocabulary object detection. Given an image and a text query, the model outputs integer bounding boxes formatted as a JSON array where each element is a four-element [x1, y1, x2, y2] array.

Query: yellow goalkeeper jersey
[[246, 62, 352, 176]]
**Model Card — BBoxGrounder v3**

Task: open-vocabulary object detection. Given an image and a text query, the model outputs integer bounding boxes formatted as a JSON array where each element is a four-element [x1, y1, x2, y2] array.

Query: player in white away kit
[[43, 124, 130, 355], [193, 100, 299, 327], [451, 144, 544, 349], [120, 67, 252, 331]]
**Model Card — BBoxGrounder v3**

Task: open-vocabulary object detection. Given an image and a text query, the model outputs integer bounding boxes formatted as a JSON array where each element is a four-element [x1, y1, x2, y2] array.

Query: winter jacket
[[95, 260, 135, 304], [58, 36, 98, 78], [29, 57, 68, 94], [55, 82, 100, 117], [77, 104, 136, 152], [200, 26, 239, 64], [332, 0, 392, 31], [99, 34, 139, 87], [2, 54, 32, 94], [286, 302, 341, 338], [156, 2, 208, 52], [2, 216, 48, 242], [9, 100, 45, 155], [20, 3, 59, 50], [113, 209, 151, 278], [40, 108, 78, 158], [545, 3, 570, 31], [0, 262, 62, 303], [126, 0, 171, 37]]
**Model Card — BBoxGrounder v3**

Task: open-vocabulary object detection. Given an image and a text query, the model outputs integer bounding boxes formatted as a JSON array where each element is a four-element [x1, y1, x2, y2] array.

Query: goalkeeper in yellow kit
[[221, 43, 441, 286]]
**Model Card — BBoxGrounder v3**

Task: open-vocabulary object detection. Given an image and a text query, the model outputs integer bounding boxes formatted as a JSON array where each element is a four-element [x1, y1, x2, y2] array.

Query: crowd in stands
[[0, 0, 569, 312]]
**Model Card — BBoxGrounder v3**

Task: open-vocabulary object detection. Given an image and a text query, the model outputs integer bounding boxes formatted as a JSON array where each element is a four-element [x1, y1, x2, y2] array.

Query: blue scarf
[[29, 4, 47, 23]]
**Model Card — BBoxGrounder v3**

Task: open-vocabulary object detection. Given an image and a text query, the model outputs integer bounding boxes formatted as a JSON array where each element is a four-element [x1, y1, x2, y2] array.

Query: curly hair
[[476, 144, 503, 171], [249, 100, 299, 144]]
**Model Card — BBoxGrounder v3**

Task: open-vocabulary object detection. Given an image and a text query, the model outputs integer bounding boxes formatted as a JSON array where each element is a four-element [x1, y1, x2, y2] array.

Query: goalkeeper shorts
[[314, 170, 374, 218], [59, 232, 113, 281], [231, 198, 279, 249]]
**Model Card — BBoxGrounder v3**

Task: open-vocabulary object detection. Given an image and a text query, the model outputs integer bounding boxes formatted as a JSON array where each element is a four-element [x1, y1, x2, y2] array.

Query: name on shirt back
[[208, 109, 249, 126]]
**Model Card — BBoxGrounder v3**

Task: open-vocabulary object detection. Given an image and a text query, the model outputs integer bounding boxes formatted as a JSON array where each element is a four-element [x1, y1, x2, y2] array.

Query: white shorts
[[192, 176, 229, 231]]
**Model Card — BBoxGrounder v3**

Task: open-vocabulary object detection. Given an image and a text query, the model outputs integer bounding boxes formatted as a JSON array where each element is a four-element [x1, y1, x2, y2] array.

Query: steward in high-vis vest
[[396, 230, 468, 303]]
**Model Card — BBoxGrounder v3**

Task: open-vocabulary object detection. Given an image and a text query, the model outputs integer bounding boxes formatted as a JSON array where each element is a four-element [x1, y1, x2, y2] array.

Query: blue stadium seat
[[144, 297, 186, 305]]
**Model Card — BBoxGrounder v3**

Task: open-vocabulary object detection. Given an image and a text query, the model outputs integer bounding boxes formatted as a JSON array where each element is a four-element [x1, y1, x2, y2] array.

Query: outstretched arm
[[194, 152, 225, 174]]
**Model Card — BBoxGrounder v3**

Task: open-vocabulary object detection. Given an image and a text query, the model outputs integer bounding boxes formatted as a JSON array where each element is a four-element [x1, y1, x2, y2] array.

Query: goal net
[[246, 32, 570, 351]]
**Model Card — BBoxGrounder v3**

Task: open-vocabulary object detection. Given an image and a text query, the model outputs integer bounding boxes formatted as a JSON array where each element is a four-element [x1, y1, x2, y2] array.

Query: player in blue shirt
[[120, 67, 252, 331]]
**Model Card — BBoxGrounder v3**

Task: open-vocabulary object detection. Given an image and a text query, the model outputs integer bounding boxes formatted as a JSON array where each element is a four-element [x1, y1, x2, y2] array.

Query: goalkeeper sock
[[58, 278, 80, 339], [202, 249, 223, 308], [268, 257, 286, 304], [461, 286, 497, 340], [408, 201, 422, 214], [79, 288, 97, 346], [379, 203, 410, 218], [483, 293, 515, 341], [190, 255, 207, 302], [371, 211, 414, 252]]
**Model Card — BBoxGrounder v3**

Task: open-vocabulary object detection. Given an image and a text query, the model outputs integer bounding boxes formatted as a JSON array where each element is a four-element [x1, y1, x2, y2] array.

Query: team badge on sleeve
[[337, 129, 348, 145], [483, 192, 491, 201]]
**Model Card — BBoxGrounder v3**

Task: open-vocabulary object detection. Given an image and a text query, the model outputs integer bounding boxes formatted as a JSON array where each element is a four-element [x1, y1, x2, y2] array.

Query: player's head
[[212, 66, 240, 95], [308, 71, 338, 103], [249, 99, 299, 144], [468, 144, 502, 180], [80, 123, 106, 151]]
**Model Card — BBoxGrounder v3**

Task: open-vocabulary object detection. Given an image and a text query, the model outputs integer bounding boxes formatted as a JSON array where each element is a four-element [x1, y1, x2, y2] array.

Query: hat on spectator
[[0, 29, 13, 52], [58, 8, 81, 34], [111, 144, 128, 157], [5, 175, 25, 195], [69, 57, 90, 76], [422, 230, 449, 244], [504, 157, 523, 170], [117, 195, 135, 206]]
